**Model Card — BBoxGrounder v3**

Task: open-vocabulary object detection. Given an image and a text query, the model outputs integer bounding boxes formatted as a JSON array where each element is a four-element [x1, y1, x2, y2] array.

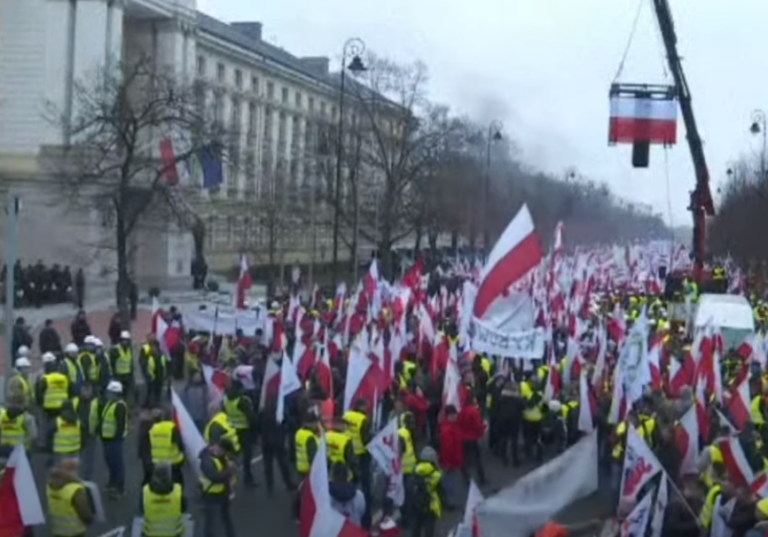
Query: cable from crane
[[664, 145, 676, 255], [612, 0, 646, 82], [647, 0, 671, 80]]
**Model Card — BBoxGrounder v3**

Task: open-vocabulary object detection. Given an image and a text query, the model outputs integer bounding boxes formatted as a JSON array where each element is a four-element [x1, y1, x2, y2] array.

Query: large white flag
[[366, 418, 404, 506], [476, 431, 598, 537], [276, 351, 302, 423]]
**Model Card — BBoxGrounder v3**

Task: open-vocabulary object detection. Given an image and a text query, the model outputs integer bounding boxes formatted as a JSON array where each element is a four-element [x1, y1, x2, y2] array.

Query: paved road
[[27, 423, 608, 537]]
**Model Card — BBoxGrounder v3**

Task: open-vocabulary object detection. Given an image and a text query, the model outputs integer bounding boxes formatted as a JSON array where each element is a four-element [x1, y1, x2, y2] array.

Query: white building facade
[[0, 0, 349, 288]]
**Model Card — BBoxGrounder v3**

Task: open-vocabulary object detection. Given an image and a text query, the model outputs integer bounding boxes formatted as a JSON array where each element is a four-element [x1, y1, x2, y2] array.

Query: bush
[[148, 286, 161, 298], [206, 280, 220, 292]]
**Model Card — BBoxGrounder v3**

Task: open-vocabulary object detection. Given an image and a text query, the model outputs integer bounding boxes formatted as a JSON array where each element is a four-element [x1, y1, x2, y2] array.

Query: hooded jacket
[[329, 480, 366, 525], [47, 466, 95, 525]]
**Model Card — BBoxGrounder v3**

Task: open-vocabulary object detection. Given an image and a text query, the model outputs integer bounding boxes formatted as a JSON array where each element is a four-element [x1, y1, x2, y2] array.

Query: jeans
[[81, 438, 96, 481], [237, 429, 254, 483], [103, 439, 125, 491], [202, 496, 236, 537], [442, 469, 461, 508]]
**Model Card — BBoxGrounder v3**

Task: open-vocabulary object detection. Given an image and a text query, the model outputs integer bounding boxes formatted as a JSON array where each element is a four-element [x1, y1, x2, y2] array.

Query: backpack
[[408, 474, 432, 514]]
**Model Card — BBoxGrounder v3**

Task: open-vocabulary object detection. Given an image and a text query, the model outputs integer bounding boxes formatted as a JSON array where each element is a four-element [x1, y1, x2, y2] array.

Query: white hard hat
[[106, 380, 123, 394], [270, 301, 280, 310], [84, 335, 97, 345], [93, 338, 103, 347], [15, 357, 31, 368], [120, 330, 131, 339], [65, 343, 78, 354], [42, 352, 57, 364], [548, 400, 563, 413], [16, 346, 29, 358]]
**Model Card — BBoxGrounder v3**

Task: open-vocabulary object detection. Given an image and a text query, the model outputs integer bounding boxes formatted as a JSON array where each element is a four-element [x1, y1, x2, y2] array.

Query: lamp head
[[347, 55, 366, 74]]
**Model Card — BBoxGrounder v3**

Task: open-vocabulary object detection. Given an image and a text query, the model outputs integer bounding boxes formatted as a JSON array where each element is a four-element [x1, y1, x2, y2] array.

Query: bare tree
[[43, 57, 223, 326]]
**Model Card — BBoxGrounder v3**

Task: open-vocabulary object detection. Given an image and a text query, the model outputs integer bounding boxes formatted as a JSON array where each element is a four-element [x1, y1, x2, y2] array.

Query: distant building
[[0, 0, 373, 288]]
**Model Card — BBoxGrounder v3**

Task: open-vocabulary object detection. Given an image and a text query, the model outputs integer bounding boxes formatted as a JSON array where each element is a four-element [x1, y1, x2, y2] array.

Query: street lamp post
[[331, 38, 366, 284], [750, 109, 767, 180], [483, 121, 503, 260]]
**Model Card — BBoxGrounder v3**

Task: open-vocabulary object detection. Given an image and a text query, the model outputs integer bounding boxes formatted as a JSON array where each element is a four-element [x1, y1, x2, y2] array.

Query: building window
[[295, 92, 302, 109], [196, 56, 206, 76], [217, 62, 225, 82], [247, 102, 257, 141], [231, 99, 242, 132], [267, 82, 275, 100], [320, 102, 327, 116], [251, 76, 259, 94], [309, 97, 315, 113], [281, 87, 289, 104], [234, 69, 243, 89], [213, 92, 223, 125]]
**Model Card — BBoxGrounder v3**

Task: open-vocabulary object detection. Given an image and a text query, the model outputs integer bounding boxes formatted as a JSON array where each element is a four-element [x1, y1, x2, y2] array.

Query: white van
[[693, 293, 755, 350]]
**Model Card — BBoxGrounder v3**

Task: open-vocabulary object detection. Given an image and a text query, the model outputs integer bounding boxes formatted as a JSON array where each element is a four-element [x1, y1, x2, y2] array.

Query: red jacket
[[439, 419, 464, 469], [458, 403, 486, 442], [402, 389, 429, 433]]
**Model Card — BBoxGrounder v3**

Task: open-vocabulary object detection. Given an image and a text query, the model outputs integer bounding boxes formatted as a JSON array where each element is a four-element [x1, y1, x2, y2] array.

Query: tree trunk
[[115, 211, 131, 330], [428, 229, 438, 253]]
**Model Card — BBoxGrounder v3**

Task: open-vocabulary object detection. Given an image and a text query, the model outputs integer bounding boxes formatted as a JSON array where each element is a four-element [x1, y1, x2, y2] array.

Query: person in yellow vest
[[326, 419, 356, 475], [6, 356, 33, 408], [49, 399, 83, 467], [37, 352, 72, 439], [149, 408, 186, 486], [76, 383, 100, 481], [397, 412, 418, 527], [140, 462, 188, 537], [204, 403, 241, 455], [0, 393, 37, 449], [46, 458, 95, 537], [143, 338, 170, 407], [699, 479, 723, 531], [294, 415, 320, 478], [110, 330, 136, 405], [343, 399, 371, 511], [62, 343, 85, 393], [78, 336, 102, 391], [199, 438, 237, 537], [521, 373, 546, 462], [412, 447, 444, 537], [100, 380, 128, 498], [223, 380, 256, 487]]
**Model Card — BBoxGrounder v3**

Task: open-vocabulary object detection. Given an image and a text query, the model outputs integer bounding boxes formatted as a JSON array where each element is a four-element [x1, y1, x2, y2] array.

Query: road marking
[[251, 454, 263, 464]]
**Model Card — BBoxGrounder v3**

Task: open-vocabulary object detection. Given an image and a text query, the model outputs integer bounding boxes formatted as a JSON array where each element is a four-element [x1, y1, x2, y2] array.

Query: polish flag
[[236, 254, 253, 309], [300, 439, 368, 537], [718, 435, 754, 487], [463, 480, 484, 537], [619, 425, 663, 503], [343, 342, 387, 414], [675, 405, 699, 475], [473, 204, 543, 319], [276, 351, 302, 423], [608, 95, 677, 145], [171, 389, 207, 476], [577, 369, 595, 433], [0, 446, 45, 537], [619, 484, 653, 537], [726, 377, 751, 431], [260, 357, 281, 409], [202, 364, 229, 406], [159, 137, 181, 185]]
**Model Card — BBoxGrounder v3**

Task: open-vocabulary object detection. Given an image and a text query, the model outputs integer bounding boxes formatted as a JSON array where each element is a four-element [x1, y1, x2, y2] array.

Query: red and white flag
[[463, 480, 484, 537], [366, 418, 404, 506], [675, 405, 699, 475], [277, 351, 302, 423], [236, 254, 253, 309], [300, 439, 368, 537], [608, 94, 677, 145], [619, 487, 653, 537], [202, 364, 229, 406], [171, 389, 207, 477], [726, 377, 751, 431], [0, 445, 45, 537]]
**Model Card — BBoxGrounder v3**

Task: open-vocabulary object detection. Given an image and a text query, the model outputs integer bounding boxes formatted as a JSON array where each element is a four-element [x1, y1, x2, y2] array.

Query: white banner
[[476, 431, 598, 537], [470, 318, 545, 359], [182, 308, 265, 336]]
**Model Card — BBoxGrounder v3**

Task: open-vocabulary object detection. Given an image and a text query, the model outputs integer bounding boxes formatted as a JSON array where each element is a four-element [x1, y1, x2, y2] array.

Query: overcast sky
[[198, 0, 767, 226]]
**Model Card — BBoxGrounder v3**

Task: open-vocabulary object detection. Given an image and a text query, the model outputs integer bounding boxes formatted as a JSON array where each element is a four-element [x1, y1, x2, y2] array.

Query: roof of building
[[196, 12, 336, 88]]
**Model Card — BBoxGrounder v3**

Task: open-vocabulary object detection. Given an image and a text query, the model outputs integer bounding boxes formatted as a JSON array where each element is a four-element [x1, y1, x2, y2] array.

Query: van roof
[[694, 294, 754, 330]]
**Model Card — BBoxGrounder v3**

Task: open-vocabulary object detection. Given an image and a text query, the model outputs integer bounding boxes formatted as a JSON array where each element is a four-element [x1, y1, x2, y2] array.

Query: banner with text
[[470, 318, 545, 359]]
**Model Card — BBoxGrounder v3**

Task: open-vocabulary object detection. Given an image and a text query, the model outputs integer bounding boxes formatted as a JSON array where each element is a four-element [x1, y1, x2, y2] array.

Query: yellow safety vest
[[142, 483, 184, 537], [223, 396, 248, 430], [521, 381, 543, 421], [115, 346, 133, 375], [88, 399, 100, 436], [101, 400, 127, 439], [64, 359, 83, 386], [147, 350, 168, 380], [0, 408, 26, 447], [612, 421, 627, 460], [53, 417, 82, 454], [295, 428, 317, 474], [9, 374, 31, 405], [700, 484, 722, 529], [326, 430, 351, 465], [399, 427, 416, 474], [204, 412, 240, 453], [150, 421, 184, 464], [199, 456, 227, 494], [78, 352, 100, 383], [343, 410, 367, 455], [752, 396, 765, 425], [47, 482, 87, 537], [43, 372, 70, 410], [415, 461, 443, 517], [561, 400, 579, 419]]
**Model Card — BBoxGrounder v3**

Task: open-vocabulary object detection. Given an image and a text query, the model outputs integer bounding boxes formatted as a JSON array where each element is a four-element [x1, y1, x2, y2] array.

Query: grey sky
[[198, 0, 767, 226]]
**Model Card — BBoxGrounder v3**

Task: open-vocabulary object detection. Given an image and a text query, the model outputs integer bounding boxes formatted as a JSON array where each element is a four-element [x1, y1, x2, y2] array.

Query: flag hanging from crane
[[608, 93, 678, 145]]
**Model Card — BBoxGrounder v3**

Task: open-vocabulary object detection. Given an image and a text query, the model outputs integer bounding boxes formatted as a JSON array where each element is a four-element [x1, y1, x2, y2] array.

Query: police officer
[[223, 380, 256, 486], [199, 438, 237, 537], [110, 331, 136, 405], [50, 399, 83, 467], [149, 408, 186, 485], [100, 380, 128, 498], [140, 463, 187, 537]]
